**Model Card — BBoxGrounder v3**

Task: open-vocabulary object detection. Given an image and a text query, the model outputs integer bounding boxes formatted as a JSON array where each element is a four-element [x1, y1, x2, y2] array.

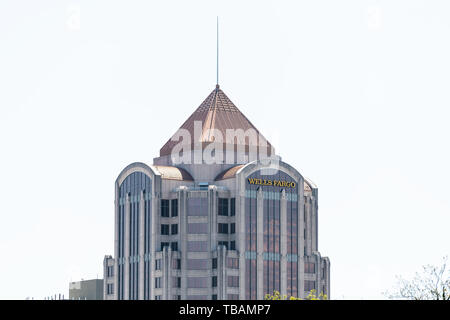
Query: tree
[[386, 256, 450, 300], [264, 290, 327, 300]]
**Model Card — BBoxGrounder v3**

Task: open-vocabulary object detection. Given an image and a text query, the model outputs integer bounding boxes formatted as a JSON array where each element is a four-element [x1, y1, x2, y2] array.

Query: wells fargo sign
[[247, 178, 296, 188]]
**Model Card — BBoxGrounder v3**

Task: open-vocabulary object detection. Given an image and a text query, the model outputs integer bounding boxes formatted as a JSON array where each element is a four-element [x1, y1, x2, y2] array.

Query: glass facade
[[245, 170, 299, 299], [118, 171, 152, 300], [245, 186, 257, 299], [263, 188, 281, 297], [111, 164, 326, 301]]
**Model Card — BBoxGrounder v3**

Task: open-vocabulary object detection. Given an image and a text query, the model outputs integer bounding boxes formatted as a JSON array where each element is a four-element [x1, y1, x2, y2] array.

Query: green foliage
[[264, 290, 328, 300]]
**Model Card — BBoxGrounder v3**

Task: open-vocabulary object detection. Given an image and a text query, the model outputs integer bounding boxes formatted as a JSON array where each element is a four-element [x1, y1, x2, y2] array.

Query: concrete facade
[[69, 279, 103, 300], [103, 86, 330, 300]]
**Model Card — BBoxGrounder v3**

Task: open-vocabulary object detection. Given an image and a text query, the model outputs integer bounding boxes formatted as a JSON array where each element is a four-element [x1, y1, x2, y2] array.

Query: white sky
[[0, 0, 449, 300]]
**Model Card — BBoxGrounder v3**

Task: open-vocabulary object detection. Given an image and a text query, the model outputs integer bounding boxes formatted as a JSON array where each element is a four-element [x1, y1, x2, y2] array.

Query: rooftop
[[159, 85, 273, 158]]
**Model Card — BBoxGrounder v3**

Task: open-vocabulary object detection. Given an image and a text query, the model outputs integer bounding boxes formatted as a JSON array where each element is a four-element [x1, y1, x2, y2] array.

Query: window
[[161, 242, 169, 251], [161, 199, 169, 217], [218, 241, 228, 249], [173, 295, 181, 300], [227, 294, 239, 300], [230, 241, 236, 250], [218, 198, 228, 216], [186, 259, 208, 270], [212, 276, 217, 287], [305, 262, 315, 274], [107, 283, 114, 295], [230, 223, 235, 234], [188, 223, 208, 234], [230, 198, 235, 216], [171, 242, 178, 251], [155, 259, 161, 270], [187, 198, 208, 216], [171, 224, 178, 235], [227, 258, 239, 269], [212, 294, 217, 300], [218, 223, 228, 234], [187, 277, 208, 288], [305, 280, 316, 292], [155, 277, 162, 288], [155, 295, 162, 300], [107, 266, 114, 277], [173, 258, 181, 270], [171, 199, 178, 217], [161, 224, 169, 235], [199, 182, 209, 189], [228, 276, 239, 287], [173, 277, 181, 288], [187, 241, 208, 252], [212, 258, 217, 269]]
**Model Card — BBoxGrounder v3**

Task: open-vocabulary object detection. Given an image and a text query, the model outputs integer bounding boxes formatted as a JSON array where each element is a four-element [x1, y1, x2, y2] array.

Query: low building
[[69, 279, 103, 300]]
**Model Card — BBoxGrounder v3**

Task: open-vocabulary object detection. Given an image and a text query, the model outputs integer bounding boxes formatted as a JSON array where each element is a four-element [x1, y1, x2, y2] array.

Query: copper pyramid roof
[[160, 85, 273, 157]]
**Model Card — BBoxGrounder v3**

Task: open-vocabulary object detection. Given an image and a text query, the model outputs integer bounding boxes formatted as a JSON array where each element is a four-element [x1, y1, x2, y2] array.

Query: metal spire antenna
[[216, 16, 219, 87]]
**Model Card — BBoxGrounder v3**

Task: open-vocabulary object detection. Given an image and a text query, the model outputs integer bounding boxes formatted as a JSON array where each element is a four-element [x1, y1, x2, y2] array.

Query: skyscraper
[[103, 85, 330, 300]]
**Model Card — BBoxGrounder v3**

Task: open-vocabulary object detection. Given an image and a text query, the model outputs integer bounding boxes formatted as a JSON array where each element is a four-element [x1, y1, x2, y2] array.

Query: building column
[[305, 198, 311, 256], [150, 192, 158, 300], [209, 186, 218, 299], [218, 245, 227, 300], [209, 186, 218, 254], [256, 187, 264, 300], [162, 247, 172, 300], [298, 181, 305, 299], [238, 185, 246, 300], [103, 256, 108, 300], [311, 196, 318, 252], [313, 252, 321, 297], [114, 193, 119, 300], [280, 189, 287, 296], [138, 191, 145, 300], [324, 257, 331, 299], [179, 187, 188, 300], [124, 194, 131, 300]]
